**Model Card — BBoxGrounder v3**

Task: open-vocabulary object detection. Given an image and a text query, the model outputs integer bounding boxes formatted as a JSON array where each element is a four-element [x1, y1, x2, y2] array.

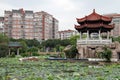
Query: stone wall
[[77, 41, 120, 60]]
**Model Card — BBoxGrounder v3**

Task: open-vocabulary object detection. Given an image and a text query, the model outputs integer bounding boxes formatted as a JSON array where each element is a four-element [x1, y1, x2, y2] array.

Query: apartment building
[[4, 9, 59, 40], [0, 17, 4, 34], [52, 18, 59, 39], [58, 29, 78, 40], [103, 13, 120, 37], [4, 9, 34, 39], [34, 11, 58, 40]]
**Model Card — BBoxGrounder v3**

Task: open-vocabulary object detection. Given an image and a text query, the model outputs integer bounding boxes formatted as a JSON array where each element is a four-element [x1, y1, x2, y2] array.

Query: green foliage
[[27, 47, 38, 53], [32, 52, 40, 56], [20, 41, 27, 53], [40, 39, 71, 52], [97, 77, 104, 80], [82, 33, 87, 39], [70, 35, 79, 45], [0, 56, 120, 80], [10, 38, 40, 52], [0, 34, 9, 44], [9, 52, 15, 58], [21, 53, 30, 57], [112, 36, 120, 42], [64, 45, 78, 58], [25, 39, 40, 47], [0, 44, 9, 57], [0, 34, 9, 57], [100, 46, 112, 62]]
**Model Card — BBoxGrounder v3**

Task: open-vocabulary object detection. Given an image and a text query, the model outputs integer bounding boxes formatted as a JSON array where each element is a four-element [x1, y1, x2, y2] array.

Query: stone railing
[[77, 39, 112, 45]]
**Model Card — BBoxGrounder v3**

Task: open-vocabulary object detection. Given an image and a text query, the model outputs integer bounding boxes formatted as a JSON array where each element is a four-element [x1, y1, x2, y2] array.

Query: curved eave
[[77, 18, 111, 23], [75, 24, 114, 31], [76, 10, 112, 23]]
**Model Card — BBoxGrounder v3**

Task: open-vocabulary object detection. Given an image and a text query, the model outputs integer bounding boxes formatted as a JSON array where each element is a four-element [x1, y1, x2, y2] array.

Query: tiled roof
[[8, 42, 22, 47], [77, 9, 111, 23]]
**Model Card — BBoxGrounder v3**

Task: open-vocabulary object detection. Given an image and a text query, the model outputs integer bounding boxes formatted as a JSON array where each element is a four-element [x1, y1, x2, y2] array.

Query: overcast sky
[[0, 0, 120, 30]]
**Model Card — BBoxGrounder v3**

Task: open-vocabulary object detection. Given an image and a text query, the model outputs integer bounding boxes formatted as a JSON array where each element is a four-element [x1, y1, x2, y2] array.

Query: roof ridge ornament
[[93, 9, 95, 13]]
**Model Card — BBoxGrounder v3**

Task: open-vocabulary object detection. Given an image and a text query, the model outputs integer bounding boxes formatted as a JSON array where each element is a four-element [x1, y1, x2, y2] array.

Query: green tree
[[0, 44, 9, 57], [64, 45, 78, 58], [0, 34, 9, 57], [69, 35, 79, 45], [25, 39, 40, 47], [40, 39, 70, 52], [20, 41, 27, 53], [100, 46, 112, 62], [0, 34, 9, 44], [112, 36, 120, 42]]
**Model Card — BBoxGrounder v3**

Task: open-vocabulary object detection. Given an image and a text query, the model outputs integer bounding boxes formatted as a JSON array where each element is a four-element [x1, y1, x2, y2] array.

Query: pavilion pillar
[[98, 30, 101, 40], [9, 48, 11, 55], [87, 30, 89, 40], [80, 31, 82, 39], [107, 31, 109, 39], [17, 48, 19, 55]]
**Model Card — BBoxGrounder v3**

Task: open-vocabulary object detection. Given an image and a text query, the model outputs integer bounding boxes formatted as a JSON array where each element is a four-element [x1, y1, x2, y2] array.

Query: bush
[[32, 52, 40, 56], [9, 52, 15, 58], [100, 46, 112, 62], [0, 44, 9, 57], [27, 47, 38, 53], [64, 45, 78, 58], [21, 53, 30, 57]]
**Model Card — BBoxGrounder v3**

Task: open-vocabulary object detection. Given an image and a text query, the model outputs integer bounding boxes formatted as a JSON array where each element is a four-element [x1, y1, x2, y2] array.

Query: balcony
[[77, 39, 112, 45]]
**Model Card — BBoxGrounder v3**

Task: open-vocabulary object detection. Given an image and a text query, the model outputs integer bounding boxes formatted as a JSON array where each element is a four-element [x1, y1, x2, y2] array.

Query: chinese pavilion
[[75, 9, 115, 59]]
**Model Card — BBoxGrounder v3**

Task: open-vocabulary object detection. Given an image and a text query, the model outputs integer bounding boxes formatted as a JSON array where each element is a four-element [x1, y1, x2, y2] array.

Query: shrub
[[27, 47, 38, 53], [32, 52, 40, 56], [21, 53, 30, 57], [0, 44, 9, 57], [64, 45, 78, 58], [100, 46, 112, 62], [9, 52, 15, 58]]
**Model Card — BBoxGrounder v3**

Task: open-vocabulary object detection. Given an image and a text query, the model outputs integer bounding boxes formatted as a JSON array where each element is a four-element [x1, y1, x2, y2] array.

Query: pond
[[0, 57, 120, 80]]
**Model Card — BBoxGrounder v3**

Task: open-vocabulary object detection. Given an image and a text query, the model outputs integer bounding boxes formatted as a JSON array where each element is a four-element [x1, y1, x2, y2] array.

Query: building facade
[[103, 13, 120, 37], [4, 9, 59, 40], [4, 9, 34, 39], [0, 17, 4, 34], [58, 29, 78, 40], [34, 11, 58, 40]]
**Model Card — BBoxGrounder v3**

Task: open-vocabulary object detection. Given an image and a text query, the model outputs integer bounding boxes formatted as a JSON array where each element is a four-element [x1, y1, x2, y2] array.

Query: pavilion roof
[[75, 23, 114, 30], [77, 9, 112, 23], [8, 42, 22, 48]]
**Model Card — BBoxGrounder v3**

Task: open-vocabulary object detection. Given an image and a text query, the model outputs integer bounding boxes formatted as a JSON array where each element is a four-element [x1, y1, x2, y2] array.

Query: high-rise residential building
[[52, 17, 59, 39], [58, 29, 78, 40], [34, 11, 58, 40], [4, 9, 59, 40], [103, 13, 120, 37], [4, 9, 34, 39], [0, 17, 4, 34]]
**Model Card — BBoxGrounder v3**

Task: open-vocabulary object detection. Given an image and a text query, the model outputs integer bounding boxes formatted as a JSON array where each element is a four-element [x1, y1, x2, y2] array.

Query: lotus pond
[[0, 56, 120, 80]]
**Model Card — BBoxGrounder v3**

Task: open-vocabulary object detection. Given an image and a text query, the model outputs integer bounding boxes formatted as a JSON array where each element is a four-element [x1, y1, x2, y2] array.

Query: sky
[[0, 0, 120, 30]]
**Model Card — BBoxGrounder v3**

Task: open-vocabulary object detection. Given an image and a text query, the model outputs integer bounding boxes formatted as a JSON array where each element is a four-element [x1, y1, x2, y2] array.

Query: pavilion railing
[[77, 39, 112, 45]]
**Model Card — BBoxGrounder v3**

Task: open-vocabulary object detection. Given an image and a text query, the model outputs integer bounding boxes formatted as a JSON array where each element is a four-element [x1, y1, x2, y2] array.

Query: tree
[[27, 47, 39, 56], [0, 34, 9, 57], [69, 35, 79, 45], [0, 44, 9, 57], [20, 41, 27, 53], [40, 39, 71, 52], [0, 34, 9, 44], [25, 39, 40, 47], [64, 45, 78, 58], [100, 46, 112, 62]]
